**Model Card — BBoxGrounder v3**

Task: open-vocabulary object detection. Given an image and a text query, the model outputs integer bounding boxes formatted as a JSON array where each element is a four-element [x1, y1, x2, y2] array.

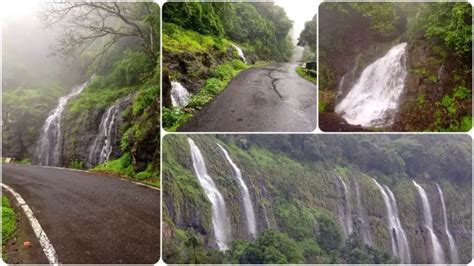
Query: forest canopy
[[163, 2, 294, 61], [222, 135, 472, 184]]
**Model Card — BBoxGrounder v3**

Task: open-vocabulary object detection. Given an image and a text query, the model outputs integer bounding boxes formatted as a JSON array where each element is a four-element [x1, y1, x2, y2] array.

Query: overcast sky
[[274, 0, 316, 44]]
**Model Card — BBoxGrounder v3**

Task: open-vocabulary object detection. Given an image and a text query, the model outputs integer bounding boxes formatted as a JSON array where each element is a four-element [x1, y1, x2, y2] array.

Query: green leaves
[[423, 2, 472, 56]]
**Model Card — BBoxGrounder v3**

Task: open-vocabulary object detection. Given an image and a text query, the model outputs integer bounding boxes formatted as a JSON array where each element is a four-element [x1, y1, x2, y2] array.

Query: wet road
[[2, 164, 160, 264], [178, 63, 316, 132]]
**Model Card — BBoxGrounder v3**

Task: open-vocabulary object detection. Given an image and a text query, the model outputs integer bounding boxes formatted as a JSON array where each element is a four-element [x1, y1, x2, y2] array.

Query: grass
[[2, 195, 16, 260], [296, 66, 316, 84], [164, 60, 248, 131], [92, 153, 160, 188], [163, 23, 230, 54]]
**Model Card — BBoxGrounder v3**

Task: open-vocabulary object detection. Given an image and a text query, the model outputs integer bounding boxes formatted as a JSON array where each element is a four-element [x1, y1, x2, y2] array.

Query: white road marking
[[2, 184, 59, 265]]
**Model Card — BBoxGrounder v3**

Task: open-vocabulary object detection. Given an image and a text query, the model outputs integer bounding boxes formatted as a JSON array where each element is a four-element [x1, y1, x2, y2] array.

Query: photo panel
[[318, 2, 472, 132], [2, 1, 160, 263], [162, 1, 317, 132], [162, 133, 472, 264]]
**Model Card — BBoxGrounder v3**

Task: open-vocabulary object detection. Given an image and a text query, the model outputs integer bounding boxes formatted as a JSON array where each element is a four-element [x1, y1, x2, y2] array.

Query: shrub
[[69, 160, 85, 170]]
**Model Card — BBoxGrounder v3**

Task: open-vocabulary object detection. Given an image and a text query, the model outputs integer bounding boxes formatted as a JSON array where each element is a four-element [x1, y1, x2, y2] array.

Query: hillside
[[163, 134, 471, 263]]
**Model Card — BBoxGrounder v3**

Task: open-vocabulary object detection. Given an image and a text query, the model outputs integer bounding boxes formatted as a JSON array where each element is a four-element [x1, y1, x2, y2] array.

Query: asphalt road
[[178, 63, 316, 132], [2, 164, 160, 264]]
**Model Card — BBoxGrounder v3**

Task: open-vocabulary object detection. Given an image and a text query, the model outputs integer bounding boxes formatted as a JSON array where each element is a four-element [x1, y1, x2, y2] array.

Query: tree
[[298, 14, 317, 52], [40, 2, 159, 65], [228, 230, 304, 263]]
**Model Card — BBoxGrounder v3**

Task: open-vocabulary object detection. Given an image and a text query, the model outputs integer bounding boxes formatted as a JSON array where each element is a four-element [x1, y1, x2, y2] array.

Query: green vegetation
[[69, 160, 85, 170], [162, 2, 297, 130], [319, 2, 472, 131], [228, 230, 304, 263], [298, 15, 317, 52], [2, 195, 17, 259], [163, 2, 294, 61], [163, 58, 248, 131], [93, 154, 159, 187], [296, 66, 316, 84], [163, 135, 472, 263]]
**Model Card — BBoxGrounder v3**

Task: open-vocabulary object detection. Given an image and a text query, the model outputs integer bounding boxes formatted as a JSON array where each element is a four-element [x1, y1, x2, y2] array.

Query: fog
[[2, 2, 83, 90], [274, 0, 316, 44]]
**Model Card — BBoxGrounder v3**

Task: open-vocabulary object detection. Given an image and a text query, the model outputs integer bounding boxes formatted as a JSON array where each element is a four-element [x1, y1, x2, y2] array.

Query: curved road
[[178, 63, 316, 132], [2, 164, 159, 264]]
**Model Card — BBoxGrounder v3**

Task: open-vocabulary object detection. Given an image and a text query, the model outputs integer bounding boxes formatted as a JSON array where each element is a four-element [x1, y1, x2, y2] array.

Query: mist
[[2, 4, 84, 91]]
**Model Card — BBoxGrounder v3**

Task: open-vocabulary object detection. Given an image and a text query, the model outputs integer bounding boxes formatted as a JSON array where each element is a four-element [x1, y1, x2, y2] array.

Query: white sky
[[274, 0, 317, 44], [0, 0, 317, 44], [0, 0, 42, 19]]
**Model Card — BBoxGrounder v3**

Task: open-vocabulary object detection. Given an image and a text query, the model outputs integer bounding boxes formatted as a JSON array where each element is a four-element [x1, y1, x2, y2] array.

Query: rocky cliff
[[163, 134, 472, 263]]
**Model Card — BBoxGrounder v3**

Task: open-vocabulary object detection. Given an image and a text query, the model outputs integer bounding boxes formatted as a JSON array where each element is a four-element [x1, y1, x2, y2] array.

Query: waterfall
[[217, 143, 257, 238], [336, 176, 353, 237], [231, 43, 248, 64], [335, 43, 408, 127], [355, 181, 372, 245], [87, 95, 131, 167], [170, 81, 191, 108], [372, 178, 411, 263], [412, 181, 445, 263], [336, 64, 358, 99], [436, 183, 459, 263], [187, 138, 231, 251], [35, 80, 89, 166]]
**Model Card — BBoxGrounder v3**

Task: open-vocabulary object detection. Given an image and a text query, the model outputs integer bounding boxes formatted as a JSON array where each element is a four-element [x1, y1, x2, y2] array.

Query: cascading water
[[170, 81, 191, 108], [231, 43, 248, 64], [436, 183, 459, 263], [355, 181, 372, 245], [336, 64, 358, 99], [35, 80, 89, 166], [335, 43, 408, 127], [413, 181, 445, 264], [372, 178, 411, 263], [217, 143, 257, 238], [187, 138, 232, 251], [336, 176, 353, 237], [87, 95, 131, 167]]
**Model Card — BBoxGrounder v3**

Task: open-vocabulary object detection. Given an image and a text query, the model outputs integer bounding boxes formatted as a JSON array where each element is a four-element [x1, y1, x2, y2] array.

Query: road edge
[[1, 184, 59, 264]]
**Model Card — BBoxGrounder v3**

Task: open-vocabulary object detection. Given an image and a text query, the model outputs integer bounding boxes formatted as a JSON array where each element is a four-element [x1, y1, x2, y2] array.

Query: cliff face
[[163, 135, 472, 263]]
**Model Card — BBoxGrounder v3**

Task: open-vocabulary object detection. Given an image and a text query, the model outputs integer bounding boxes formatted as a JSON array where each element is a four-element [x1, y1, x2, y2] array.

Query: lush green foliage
[[163, 135, 467, 263], [340, 233, 398, 263], [422, 3, 472, 56], [163, 22, 230, 54], [319, 2, 471, 132], [298, 15, 317, 52], [228, 230, 304, 263], [240, 134, 471, 183], [296, 66, 316, 84], [163, 2, 294, 61], [164, 60, 247, 131], [2, 196, 16, 250]]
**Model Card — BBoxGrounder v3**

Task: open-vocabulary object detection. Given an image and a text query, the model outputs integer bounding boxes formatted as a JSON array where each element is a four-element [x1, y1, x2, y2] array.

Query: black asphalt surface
[[2, 164, 160, 264], [178, 63, 317, 132]]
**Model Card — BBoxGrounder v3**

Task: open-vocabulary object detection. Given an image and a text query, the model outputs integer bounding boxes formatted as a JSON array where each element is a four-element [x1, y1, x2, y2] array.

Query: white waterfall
[[171, 81, 191, 108], [87, 96, 130, 167], [355, 181, 372, 245], [436, 183, 459, 263], [413, 181, 445, 263], [372, 178, 411, 263], [336, 176, 353, 237], [231, 43, 248, 64], [217, 143, 257, 238], [337, 64, 358, 98], [35, 80, 89, 166], [335, 43, 408, 127], [187, 138, 232, 251]]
